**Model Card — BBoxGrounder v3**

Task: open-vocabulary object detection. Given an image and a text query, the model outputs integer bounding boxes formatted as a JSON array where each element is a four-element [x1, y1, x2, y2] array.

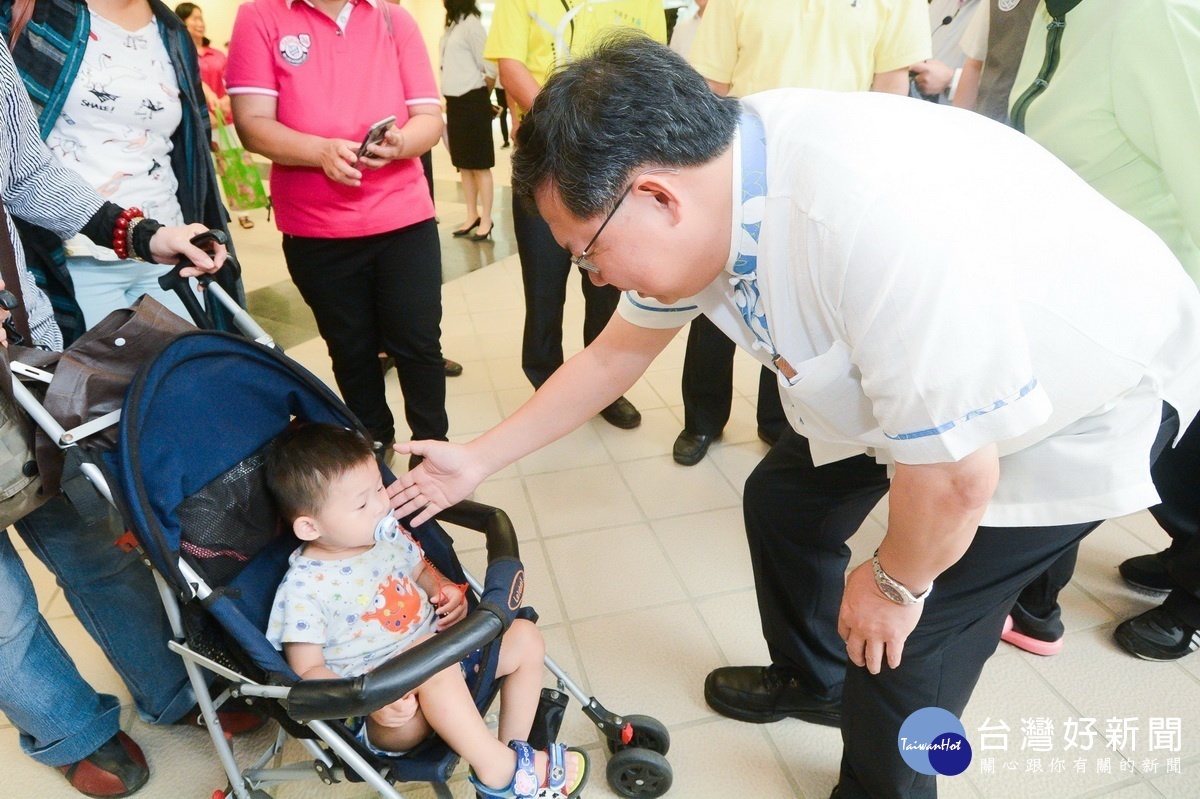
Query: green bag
[[214, 114, 270, 213]]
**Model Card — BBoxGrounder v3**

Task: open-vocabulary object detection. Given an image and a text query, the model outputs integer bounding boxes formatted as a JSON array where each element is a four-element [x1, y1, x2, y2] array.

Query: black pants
[[494, 87, 509, 145], [1015, 409, 1200, 630], [512, 194, 621, 389], [1153, 416, 1200, 627], [282, 220, 448, 444], [744, 417, 1176, 798], [681, 314, 787, 436], [420, 150, 435, 204]]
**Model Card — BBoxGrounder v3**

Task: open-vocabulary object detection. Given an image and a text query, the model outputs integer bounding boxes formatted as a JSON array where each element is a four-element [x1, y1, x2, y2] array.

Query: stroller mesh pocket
[[176, 445, 283, 588]]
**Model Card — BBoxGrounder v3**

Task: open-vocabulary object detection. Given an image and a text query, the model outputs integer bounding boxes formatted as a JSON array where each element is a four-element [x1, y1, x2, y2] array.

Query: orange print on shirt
[[361, 575, 424, 635]]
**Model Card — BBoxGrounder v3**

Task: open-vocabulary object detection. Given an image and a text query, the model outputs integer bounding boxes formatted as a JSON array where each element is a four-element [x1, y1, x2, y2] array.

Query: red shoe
[[1001, 615, 1064, 657], [60, 731, 149, 798]]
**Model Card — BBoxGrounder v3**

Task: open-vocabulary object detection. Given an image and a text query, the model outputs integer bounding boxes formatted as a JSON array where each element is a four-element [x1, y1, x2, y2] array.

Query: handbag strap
[[7, 0, 35, 50], [0, 212, 33, 346]]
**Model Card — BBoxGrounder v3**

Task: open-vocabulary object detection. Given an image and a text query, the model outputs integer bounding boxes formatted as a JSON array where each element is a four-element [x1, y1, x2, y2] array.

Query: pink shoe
[[1001, 615, 1063, 657]]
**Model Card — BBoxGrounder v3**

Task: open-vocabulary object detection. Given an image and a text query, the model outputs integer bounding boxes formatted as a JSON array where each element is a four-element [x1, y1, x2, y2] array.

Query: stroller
[[8, 243, 675, 799]]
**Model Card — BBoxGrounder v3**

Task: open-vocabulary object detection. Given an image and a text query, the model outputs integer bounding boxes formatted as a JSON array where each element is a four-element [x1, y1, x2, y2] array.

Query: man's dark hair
[[265, 423, 376, 522], [511, 31, 740, 218], [444, 0, 481, 28]]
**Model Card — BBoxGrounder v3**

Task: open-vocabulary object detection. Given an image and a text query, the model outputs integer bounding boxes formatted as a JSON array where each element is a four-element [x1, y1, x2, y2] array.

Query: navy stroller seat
[[103, 331, 529, 797]]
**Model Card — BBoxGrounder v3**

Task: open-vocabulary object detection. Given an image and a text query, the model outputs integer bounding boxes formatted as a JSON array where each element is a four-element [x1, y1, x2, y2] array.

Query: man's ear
[[633, 172, 683, 223], [292, 515, 321, 542]]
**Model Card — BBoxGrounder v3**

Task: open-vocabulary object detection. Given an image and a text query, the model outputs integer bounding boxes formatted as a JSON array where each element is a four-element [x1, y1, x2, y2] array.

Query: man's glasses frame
[[570, 168, 680, 274]]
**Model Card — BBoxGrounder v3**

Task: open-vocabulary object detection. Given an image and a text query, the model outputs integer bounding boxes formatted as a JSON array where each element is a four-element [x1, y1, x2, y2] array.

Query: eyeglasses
[[570, 168, 680, 275]]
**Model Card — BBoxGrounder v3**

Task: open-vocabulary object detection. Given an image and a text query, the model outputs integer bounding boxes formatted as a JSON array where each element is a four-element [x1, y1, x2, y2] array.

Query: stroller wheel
[[607, 714, 671, 756], [606, 748, 673, 798]]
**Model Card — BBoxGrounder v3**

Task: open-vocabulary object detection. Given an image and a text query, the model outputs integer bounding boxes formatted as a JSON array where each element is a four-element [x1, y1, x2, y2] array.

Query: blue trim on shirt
[[884, 378, 1040, 441], [623, 292, 698, 313]]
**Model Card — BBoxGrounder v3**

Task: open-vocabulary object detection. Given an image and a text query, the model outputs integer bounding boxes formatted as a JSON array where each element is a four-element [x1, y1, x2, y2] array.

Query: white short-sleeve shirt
[[267, 536, 436, 678], [619, 89, 1200, 527]]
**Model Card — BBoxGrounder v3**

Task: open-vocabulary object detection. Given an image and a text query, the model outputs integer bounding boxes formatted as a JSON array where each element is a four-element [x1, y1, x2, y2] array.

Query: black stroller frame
[[8, 248, 675, 799]]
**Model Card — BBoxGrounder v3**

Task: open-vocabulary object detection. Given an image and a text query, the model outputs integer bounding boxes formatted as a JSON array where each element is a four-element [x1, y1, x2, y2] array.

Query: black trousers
[[282, 220, 448, 444], [1153, 416, 1200, 626], [494, 87, 509, 145], [1015, 409, 1200, 630], [681, 313, 787, 436], [512, 194, 621, 389], [744, 418, 1176, 798]]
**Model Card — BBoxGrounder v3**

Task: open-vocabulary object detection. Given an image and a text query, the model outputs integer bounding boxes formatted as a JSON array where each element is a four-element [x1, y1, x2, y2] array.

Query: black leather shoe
[[705, 665, 841, 727], [60, 732, 149, 798], [599, 396, 641, 429], [673, 430, 718, 466], [408, 454, 424, 471], [1114, 606, 1200, 661], [1118, 551, 1173, 595], [444, 358, 464, 377]]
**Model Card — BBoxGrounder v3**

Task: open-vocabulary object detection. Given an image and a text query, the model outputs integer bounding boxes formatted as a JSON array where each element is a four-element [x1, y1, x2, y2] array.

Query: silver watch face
[[877, 580, 911, 605]]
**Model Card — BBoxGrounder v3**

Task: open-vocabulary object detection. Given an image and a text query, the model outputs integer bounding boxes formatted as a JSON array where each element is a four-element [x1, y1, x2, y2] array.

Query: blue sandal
[[468, 740, 589, 799], [539, 741, 589, 798]]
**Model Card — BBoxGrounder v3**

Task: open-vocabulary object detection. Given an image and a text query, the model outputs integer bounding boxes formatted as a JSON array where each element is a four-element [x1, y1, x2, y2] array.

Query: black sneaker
[[704, 665, 841, 727], [1113, 606, 1200, 661], [1118, 551, 1173, 596]]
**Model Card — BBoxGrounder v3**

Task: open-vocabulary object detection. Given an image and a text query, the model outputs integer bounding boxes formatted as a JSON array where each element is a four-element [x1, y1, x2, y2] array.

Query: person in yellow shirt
[[484, 1, 665, 431], [672, 0, 930, 470]]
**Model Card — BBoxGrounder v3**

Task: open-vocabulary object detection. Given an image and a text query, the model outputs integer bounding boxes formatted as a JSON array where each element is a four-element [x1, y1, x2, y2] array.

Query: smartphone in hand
[[356, 115, 397, 160]]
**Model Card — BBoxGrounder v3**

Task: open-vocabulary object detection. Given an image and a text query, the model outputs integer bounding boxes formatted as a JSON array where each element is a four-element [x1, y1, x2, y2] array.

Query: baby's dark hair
[[265, 423, 376, 521]]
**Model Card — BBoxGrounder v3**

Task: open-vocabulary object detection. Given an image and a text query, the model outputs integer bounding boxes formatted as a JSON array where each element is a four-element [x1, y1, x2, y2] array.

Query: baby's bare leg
[[411, 662, 519, 789], [366, 706, 432, 754], [494, 619, 546, 745]]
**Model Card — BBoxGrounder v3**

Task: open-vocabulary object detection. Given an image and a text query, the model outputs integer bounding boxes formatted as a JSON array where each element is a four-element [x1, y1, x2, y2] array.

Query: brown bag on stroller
[[36, 295, 194, 495]]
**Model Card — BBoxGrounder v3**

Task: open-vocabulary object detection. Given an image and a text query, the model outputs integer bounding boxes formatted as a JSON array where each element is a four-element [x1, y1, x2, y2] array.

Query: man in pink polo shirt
[[227, 0, 450, 465]]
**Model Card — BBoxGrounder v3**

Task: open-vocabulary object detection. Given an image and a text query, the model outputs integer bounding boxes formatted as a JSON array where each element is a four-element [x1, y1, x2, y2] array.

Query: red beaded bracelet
[[111, 207, 144, 260]]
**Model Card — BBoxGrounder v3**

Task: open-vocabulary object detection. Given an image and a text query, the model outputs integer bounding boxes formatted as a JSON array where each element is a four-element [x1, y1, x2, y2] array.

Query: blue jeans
[[67, 254, 198, 329], [0, 526, 120, 766], [14, 497, 195, 726]]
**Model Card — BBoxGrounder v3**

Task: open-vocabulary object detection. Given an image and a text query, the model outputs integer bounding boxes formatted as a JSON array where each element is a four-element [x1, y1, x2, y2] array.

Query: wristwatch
[[871, 549, 933, 605]]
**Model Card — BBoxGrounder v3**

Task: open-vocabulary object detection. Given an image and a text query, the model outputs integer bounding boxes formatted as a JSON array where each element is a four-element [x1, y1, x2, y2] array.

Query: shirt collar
[[285, 0, 378, 10], [724, 126, 744, 276]]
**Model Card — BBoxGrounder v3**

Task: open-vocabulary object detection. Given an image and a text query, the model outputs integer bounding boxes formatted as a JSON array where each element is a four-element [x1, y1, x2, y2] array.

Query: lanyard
[[731, 113, 797, 380]]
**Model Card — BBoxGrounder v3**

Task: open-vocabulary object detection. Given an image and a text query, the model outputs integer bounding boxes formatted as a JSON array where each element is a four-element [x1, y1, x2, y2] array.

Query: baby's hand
[[370, 692, 418, 729], [434, 584, 467, 630]]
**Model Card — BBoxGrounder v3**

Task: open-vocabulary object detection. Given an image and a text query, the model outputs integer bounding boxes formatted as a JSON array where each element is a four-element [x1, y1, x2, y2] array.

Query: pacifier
[[373, 512, 402, 543]]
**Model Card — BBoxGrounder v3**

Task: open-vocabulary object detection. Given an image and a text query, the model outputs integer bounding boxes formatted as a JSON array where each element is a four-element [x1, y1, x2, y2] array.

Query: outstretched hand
[[388, 440, 488, 526]]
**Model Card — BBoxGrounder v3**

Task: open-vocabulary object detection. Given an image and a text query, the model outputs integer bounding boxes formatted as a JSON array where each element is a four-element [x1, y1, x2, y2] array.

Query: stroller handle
[[285, 501, 523, 723], [159, 231, 274, 345], [286, 612, 505, 723]]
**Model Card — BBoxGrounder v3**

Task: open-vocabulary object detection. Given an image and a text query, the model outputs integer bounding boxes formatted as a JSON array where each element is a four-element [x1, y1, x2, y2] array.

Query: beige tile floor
[[3, 136, 1200, 799]]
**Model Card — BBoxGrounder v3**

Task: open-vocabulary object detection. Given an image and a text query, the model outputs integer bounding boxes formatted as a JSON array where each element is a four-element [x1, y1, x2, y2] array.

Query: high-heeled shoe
[[452, 218, 481, 237], [469, 223, 493, 242]]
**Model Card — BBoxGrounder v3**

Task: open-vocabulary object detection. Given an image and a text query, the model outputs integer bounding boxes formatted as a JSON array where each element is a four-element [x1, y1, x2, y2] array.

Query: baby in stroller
[[263, 423, 589, 798]]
